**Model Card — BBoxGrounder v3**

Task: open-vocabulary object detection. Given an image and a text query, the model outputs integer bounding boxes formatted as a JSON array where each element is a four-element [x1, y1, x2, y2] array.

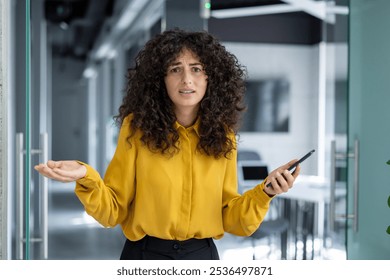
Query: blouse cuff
[[75, 161, 102, 189], [252, 181, 274, 207]]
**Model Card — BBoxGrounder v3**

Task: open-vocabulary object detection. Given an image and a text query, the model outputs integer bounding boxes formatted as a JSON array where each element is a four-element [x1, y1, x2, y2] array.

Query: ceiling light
[[211, 4, 301, 18]]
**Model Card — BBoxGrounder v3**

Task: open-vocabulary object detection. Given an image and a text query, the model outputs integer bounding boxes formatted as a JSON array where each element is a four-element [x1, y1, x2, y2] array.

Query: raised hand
[[34, 160, 87, 183], [263, 159, 301, 196]]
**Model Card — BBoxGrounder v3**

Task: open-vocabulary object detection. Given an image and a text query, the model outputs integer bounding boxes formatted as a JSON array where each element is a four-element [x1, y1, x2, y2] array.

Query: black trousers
[[120, 235, 220, 260]]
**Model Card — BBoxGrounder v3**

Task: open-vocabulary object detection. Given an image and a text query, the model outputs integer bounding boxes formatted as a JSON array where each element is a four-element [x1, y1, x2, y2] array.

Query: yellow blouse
[[75, 114, 273, 241]]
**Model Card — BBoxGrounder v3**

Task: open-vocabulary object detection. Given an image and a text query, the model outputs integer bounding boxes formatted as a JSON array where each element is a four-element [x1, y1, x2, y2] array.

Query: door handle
[[39, 133, 49, 259], [330, 139, 359, 232], [16, 133, 24, 260], [15, 132, 49, 259]]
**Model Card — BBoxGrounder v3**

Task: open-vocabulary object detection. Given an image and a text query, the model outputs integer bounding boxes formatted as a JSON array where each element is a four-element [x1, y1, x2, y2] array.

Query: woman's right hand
[[34, 160, 87, 183]]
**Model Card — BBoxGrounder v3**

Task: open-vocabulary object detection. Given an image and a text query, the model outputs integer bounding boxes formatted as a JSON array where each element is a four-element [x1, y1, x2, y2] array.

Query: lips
[[179, 89, 195, 94]]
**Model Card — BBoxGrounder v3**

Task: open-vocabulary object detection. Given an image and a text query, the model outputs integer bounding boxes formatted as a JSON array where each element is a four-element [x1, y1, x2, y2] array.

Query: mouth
[[179, 89, 195, 94]]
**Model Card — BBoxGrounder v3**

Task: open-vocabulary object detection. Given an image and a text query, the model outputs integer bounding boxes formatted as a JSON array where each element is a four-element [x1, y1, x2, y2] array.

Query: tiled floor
[[47, 183, 346, 260]]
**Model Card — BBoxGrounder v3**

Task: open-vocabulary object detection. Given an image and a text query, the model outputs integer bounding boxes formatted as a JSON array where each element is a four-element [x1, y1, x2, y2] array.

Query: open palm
[[34, 160, 87, 183]]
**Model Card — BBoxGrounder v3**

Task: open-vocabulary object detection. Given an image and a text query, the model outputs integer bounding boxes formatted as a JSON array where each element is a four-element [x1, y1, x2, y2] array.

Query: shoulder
[[122, 113, 134, 126], [118, 113, 137, 138]]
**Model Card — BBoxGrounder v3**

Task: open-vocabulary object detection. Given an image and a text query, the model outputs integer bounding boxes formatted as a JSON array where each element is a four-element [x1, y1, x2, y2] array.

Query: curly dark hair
[[116, 28, 247, 158]]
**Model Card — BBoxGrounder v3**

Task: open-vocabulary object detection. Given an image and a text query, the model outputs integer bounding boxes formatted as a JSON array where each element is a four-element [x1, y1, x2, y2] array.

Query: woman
[[35, 29, 300, 260]]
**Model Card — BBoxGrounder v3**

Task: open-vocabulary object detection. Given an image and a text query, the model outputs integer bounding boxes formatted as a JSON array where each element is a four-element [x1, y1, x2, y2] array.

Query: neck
[[175, 108, 198, 127]]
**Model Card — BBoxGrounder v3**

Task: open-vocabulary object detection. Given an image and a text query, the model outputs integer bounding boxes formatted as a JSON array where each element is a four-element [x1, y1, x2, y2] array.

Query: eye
[[169, 67, 181, 73], [192, 66, 203, 73]]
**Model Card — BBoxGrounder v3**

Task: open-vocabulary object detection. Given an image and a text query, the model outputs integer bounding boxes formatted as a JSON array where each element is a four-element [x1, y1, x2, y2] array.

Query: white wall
[[225, 42, 320, 175]]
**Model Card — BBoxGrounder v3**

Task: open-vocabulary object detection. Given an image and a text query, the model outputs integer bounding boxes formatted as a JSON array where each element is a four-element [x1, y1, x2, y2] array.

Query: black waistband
[[137, 235, 212, 252]]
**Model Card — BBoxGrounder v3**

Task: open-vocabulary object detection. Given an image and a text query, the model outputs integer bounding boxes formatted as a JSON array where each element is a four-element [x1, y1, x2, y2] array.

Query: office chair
[[289, 200, 315, 260], [249, 200, 289, 260], [237, 150, 262, 161]]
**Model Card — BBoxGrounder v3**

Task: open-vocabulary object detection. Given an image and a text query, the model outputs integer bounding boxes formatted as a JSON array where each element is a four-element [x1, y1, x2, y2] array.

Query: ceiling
[[209, 0, 348, 45], [44, 0, 348, 60], [44, 0, 114, 59]]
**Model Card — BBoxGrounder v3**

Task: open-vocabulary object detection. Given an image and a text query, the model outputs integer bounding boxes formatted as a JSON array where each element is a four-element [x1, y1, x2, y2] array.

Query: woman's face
[[164, 48, 208, 115]]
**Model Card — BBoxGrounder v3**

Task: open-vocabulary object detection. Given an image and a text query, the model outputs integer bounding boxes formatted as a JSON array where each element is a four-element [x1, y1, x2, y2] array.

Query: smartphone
[[266, 149, 315, 188]]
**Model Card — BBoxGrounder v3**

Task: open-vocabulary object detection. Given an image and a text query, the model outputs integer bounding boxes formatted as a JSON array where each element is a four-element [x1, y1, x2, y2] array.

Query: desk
[[279, 176, 346, 259], [239, 176, 346, 259], [279, 176, 346, 241]]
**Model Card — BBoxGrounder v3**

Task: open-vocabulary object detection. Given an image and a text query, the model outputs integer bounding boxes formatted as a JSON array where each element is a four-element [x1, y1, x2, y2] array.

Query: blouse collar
[[174, 117, 201, 136]]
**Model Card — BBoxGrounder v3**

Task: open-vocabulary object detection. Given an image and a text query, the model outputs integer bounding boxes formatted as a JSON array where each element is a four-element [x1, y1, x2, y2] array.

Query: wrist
[[262, 187, 275, 198]]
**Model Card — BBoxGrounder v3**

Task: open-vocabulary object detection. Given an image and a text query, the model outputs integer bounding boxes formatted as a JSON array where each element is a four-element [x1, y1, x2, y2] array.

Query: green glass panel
[[348, 0, 390, 259]]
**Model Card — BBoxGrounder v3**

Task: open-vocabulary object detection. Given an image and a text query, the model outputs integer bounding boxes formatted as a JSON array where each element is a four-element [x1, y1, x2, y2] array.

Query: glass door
[[346, 0, 390, 259], [15, 0, 49, 260], [319, 0, 349, 260], [13, 0, 126, 260], [323, 0, 390, 261]]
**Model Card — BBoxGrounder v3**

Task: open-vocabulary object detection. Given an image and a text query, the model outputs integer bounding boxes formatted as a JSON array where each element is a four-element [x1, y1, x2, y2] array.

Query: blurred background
[[1, 0, 390, 260]]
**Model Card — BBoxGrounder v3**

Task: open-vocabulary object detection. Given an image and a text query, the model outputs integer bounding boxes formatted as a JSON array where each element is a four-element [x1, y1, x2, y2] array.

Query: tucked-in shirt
[[75, 114, 273, 241]]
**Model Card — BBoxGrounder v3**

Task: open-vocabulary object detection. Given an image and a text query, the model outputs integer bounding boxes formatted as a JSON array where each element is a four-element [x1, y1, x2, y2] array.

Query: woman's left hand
[[263, 159, 301, 196]]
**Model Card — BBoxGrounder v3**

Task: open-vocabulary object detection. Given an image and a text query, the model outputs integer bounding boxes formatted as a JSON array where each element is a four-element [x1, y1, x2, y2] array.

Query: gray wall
[[51, 57, 88, 162]]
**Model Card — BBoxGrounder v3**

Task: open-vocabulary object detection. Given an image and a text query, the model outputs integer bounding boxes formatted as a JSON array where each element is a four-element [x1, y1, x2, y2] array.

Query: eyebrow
[[168, 62, 203, 67]]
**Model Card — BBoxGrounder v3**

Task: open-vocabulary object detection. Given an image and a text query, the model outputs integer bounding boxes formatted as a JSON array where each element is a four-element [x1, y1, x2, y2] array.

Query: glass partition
[[347, 0, 390, 259], [320, 0, 349, 260]]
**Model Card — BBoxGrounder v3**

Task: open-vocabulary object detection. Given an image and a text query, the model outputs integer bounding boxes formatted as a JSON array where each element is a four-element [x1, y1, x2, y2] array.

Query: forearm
[[75, 163, 131, 228], [222, 182, 273, 236]]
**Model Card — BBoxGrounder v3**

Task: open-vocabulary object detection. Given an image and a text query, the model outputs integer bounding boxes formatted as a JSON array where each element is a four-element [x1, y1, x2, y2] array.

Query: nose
[[181, 69, 192, 84]]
